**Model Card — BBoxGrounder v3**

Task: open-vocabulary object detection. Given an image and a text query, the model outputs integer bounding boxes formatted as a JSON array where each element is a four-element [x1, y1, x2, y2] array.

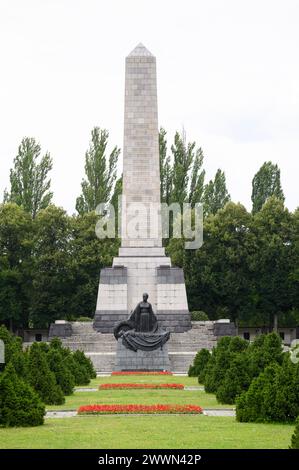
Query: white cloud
[[0, 0, 298, 213]]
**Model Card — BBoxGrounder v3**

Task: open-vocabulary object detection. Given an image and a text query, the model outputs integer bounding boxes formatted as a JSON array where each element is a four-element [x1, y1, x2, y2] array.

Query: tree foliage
[[251, 161, 285, 214], [76, 127, 120, 215], [4, 137, 53, 218], [203, 169, 230, 216]]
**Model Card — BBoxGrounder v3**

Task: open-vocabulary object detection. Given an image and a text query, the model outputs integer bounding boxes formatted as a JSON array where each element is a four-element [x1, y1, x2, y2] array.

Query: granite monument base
[[115, 338, 171, 371]]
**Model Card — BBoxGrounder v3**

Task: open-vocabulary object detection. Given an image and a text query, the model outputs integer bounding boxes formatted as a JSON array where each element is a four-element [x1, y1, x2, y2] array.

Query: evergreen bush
[[236, 359, 299, 423], [290, 417, 299, 449], [216, 353, 251, 404], [73, 350, 96, 379], [187, 349, 210, 381], [64, 353, 90, 386], [0, 325, 22, 364], [191, 311, 209, 321], [47, 348, 75, 396], [0, 363, 45, 427], [28, 343, 65, 405]]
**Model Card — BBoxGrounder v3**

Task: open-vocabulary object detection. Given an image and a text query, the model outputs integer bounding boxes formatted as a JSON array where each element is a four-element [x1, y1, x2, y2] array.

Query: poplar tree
[[251, 161, 285, 214], [4, 137, 53, 219], [76, 127, 120, 214]]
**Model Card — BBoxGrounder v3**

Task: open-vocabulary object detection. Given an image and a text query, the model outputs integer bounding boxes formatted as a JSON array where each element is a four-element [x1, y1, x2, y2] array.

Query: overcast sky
[[0, 0, 298, 214]]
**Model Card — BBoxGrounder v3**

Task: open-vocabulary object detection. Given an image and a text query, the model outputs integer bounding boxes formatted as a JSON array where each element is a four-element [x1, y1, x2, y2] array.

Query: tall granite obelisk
[[94, 44, 191, 333]]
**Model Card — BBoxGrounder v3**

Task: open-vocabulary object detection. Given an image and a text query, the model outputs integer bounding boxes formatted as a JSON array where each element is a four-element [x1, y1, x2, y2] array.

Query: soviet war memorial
[[0, 1, 299, 464]]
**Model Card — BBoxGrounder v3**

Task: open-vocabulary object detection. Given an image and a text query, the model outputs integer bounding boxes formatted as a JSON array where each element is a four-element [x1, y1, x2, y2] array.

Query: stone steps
[[60, 321, 219, 373]]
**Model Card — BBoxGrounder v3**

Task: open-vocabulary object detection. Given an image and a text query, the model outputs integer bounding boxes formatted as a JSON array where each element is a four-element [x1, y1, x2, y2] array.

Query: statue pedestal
[[114, 339, 171, 372]]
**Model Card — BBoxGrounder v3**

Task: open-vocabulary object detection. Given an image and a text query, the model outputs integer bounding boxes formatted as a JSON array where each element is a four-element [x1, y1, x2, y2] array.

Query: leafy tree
[[70, 212, 119, 318], [0, 362, 45, 427], [170, 130, 197, 205], [251, 161, 285, 214], [188, 147, 205, 207], [76, 127, 120, 215], [4, 137, 53, 218], [159, 128, 205, 207], [250, 198, 296, 330], [28, 343, 65, 405], [0, 204, 33, 329], [30, 205, 73, 327], [170, 202, 253, 323], [203, 169, 230, 216]]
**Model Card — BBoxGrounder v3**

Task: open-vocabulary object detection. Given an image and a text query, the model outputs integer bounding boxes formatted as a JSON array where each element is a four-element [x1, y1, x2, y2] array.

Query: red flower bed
[[99, 383, 184, 390], [78, 404, 203, 415], [111, 371, 173, 376]]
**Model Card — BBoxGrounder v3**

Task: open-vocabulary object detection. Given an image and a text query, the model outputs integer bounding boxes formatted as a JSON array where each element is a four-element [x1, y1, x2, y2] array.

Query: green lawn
[[0, 374, 294, 449], [0, 416, 293, 449], [46, 389, 233, 411]]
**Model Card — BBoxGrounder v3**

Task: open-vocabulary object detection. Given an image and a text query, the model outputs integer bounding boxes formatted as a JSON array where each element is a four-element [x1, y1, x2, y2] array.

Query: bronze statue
[[114, 293, 170, 352]]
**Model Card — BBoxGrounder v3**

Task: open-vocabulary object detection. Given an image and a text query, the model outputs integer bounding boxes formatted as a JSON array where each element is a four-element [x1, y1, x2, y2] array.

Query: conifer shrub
[[64, 352, 90, 386], [73, 350, 96, 379], [28, 343, 65, 405], [204, 336, 233, 393], [47, 348, 75, 396], [290, 417, 299, 449], [10, 350, 29, 380], [216, 353, 251, 404], [0, 325, 22, 364], [236, 359, 299, 423], [0, 363, 45, 427], [188, 349, 210, 381]]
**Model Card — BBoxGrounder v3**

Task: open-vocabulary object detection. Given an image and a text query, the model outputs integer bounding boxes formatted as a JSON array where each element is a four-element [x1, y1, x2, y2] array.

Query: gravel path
[[203, 409, 235, 417], [46, 411, 78, 418], [75, 387, 98, 392]]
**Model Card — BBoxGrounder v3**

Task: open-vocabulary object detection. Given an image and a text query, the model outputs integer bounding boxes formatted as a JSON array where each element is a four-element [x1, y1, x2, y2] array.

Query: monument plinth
[[94, 43, 191, 334], [114, 293, 171, 371]]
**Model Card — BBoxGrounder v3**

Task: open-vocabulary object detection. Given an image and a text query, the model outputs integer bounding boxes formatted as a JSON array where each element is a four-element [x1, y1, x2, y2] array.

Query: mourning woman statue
[[114, 293, 170, 352]]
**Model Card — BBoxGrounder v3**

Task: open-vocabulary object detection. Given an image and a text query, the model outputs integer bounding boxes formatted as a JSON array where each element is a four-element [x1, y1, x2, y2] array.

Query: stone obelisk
[[94, 44, 191, 333]]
